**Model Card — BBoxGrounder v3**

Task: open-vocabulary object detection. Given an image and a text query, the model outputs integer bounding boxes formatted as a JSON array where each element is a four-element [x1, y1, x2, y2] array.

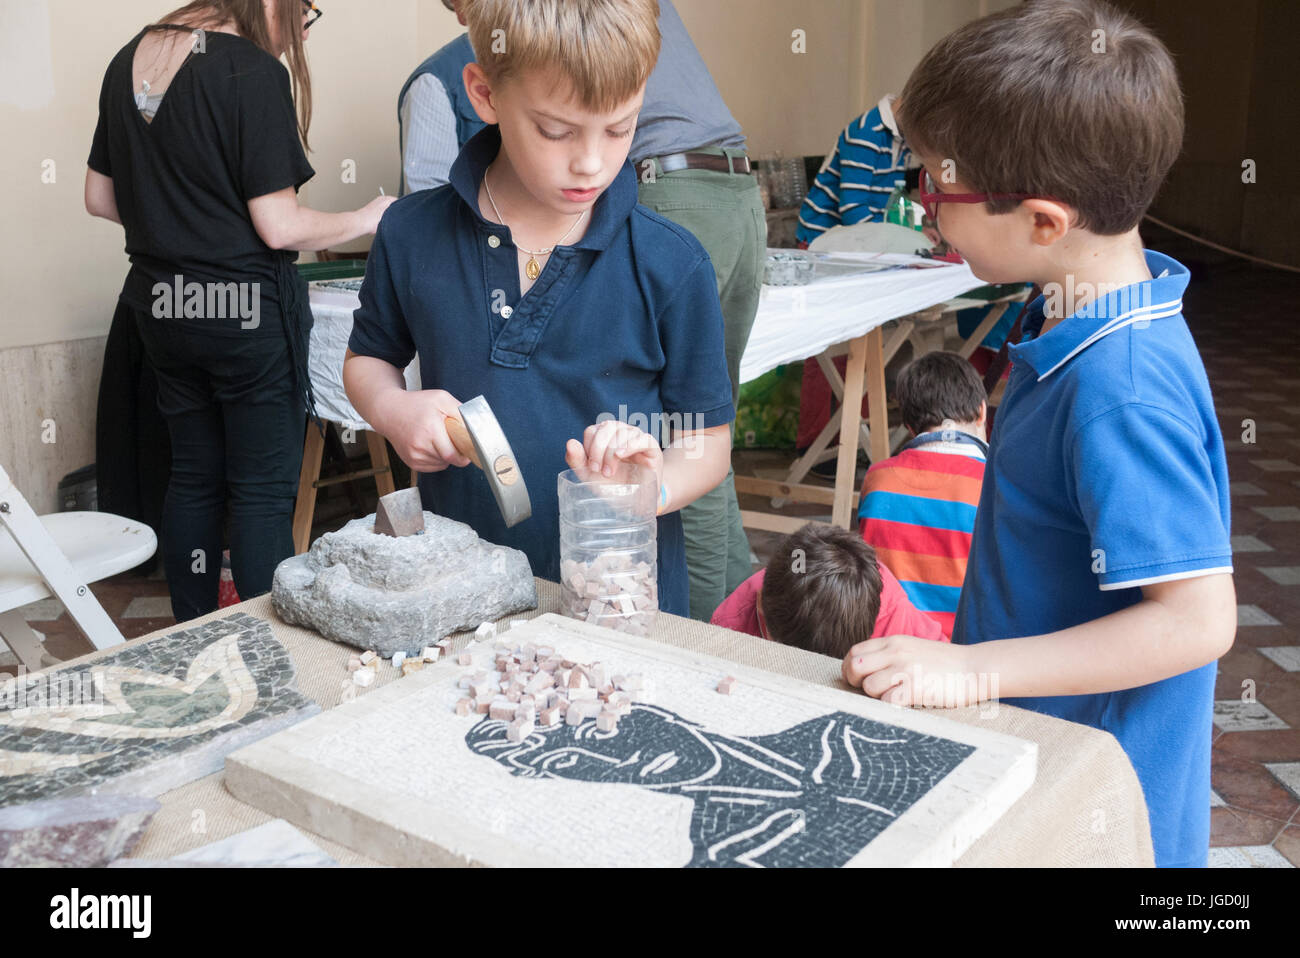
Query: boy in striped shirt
[[858, 352, 987, 638], [795, 95, 913, 247]]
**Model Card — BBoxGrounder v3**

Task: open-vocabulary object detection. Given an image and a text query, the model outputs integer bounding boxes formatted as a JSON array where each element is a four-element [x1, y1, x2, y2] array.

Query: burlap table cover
[[54, 581, 1150, 867]]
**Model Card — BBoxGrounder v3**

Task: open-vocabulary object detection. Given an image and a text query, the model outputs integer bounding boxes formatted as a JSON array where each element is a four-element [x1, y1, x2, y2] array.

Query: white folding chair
[[0, 464, 157, 670]]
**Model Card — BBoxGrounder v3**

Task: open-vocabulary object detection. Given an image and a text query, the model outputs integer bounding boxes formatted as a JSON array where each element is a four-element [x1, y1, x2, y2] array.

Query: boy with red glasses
[[841, 0, 1234, 868]]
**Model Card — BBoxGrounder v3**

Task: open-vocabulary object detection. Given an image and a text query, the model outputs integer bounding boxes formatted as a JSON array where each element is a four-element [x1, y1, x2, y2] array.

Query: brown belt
[[648, 151, 752, 175]]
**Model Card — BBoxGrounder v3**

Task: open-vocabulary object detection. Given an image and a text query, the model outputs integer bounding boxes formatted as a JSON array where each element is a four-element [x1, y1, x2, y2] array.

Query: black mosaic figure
[[465, 704, 974, 867]]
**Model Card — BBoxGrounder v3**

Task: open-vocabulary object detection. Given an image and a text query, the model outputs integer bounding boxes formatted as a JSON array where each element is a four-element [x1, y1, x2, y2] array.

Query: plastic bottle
[[885, 184, 925, 230], [558, 462, 658, 636]]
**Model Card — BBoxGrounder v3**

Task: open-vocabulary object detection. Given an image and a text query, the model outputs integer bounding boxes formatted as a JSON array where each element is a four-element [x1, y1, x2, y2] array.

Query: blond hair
[[461, 0, 661, 112]]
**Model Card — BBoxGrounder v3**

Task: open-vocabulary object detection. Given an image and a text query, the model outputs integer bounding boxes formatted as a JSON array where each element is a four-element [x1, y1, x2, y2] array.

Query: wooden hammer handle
[[444, 416, 483, 469]]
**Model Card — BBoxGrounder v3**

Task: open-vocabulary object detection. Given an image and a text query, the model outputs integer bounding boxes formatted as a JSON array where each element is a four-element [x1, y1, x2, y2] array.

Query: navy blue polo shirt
[[952, 251, 1232, 867], [348, 126, 734, 616]]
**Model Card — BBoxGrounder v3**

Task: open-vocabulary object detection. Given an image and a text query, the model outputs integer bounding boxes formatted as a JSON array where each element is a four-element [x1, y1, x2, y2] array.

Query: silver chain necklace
[[484, 168, 587, 280]]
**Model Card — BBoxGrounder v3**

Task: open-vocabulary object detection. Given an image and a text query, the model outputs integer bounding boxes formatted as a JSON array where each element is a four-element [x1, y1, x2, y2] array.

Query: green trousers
[[638, 153, 768, 620]]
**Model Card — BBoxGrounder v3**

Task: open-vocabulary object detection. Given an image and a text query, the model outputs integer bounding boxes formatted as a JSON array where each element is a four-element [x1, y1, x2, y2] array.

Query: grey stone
[[271, 511, 538, 657], [0, 794, 159, 867], [374, 487, 425, 538]]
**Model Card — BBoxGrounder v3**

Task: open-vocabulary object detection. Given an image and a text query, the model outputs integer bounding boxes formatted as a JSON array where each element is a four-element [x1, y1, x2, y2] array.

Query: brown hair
[[895, 0, 1183, 235], [896, 351, 986, 435], [761, 524, 883, 659], [156, 0, 313, 149], [460, 0, 661, 113]]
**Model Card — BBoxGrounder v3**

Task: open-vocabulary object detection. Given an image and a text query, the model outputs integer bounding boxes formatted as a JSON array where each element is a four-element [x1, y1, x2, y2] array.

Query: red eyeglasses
[[919, 169, 1060, 222]]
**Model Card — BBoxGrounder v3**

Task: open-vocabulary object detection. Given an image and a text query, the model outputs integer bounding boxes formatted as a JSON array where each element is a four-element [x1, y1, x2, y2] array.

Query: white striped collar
[[1009, 251, 1191, 381]]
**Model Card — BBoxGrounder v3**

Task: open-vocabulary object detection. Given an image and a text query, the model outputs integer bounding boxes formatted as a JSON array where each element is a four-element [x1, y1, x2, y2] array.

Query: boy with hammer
[[344, 0, 734, 617]]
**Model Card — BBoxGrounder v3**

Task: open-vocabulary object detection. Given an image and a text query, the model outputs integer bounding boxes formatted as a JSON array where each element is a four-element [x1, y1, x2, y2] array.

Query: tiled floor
[[1181, 228, 1300, 868], [4, 227, 1296, 866]]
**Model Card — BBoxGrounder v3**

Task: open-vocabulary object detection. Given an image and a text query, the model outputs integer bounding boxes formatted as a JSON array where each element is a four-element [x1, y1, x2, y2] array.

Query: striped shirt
[[857, 440, 986, 637], [397, 33, 485, 196], [400, 73, 460, 194], [796, 95, 912, 246]]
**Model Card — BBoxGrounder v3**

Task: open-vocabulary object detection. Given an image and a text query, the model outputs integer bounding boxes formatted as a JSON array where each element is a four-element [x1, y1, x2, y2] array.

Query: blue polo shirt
[[952, 250, 1232, 868], [348, 126, 734, 617]]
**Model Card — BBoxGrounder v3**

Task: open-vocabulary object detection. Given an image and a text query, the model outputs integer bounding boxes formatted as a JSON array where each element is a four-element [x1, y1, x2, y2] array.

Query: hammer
[[443, 395, 532, 528]]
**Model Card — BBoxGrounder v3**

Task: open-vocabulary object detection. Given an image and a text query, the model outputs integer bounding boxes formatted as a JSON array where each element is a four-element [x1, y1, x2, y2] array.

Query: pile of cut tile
[[559, 555, 657, 636], [454, 638, 654, 742]]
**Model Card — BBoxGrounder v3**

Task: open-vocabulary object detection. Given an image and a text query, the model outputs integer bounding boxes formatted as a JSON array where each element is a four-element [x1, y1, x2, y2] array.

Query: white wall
[[0, 0, 1010, 510], [0, 0, 1012, 353], [676, 0, 1017, 159], [0, 0, 457, 353], [0, 0, 458, 509]]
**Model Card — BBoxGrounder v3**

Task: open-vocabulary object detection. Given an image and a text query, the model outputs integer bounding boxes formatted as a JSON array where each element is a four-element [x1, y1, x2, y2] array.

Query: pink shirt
[[709, 562, 948, 644]]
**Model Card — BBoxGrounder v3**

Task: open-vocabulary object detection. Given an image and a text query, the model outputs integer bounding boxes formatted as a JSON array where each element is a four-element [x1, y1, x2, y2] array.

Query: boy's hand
[[841, 636, 985, 708], [387, 388, 474, 472], [565, 421, 664, 489]]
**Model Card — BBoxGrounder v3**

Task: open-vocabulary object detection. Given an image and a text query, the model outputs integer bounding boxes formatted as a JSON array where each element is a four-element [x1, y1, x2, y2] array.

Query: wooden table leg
[[865, 326, 889, 465], [292, 424, 326, 555], [957, 302, 1009, 359], [0, 610, 51, 671], [366, 431, 397, 498], [833, 333, 870, 528]]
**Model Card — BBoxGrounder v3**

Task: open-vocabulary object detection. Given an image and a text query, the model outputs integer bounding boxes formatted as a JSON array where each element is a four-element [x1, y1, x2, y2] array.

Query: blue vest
[[397, 33, 485, 194]]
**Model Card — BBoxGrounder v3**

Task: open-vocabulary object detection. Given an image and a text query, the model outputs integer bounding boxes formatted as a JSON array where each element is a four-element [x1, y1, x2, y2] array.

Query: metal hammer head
[[374, 487, 425, 537], [457, 395, 532, 528]]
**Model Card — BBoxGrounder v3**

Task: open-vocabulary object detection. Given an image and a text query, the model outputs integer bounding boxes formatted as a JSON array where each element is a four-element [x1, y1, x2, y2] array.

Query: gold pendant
[[525, 257, 541, 281]]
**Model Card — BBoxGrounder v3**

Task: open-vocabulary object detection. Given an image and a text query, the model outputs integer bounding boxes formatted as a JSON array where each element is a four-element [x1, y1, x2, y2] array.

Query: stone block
[[271, 512, 538, 657]]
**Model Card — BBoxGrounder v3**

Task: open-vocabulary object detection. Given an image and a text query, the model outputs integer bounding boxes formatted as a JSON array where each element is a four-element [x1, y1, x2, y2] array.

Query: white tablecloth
[[308, 252, 985, 412], [739, 252, 986, 384], [308, 289, 420, 431]]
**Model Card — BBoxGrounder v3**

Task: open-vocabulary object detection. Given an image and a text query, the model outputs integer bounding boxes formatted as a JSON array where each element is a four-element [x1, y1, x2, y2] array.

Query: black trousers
[[133, 308, 304, 621], [96, 300, 171, 568]]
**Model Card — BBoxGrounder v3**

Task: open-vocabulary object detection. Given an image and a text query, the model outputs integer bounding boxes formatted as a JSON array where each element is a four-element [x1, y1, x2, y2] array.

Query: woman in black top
[[86, 0, 394, 621]]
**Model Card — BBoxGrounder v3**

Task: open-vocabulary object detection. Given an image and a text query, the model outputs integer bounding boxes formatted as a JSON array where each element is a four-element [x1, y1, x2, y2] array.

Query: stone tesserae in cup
[[558, 462, 658, 637]]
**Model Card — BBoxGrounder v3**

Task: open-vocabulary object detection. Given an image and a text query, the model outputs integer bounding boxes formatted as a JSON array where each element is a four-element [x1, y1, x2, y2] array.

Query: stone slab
[[226, 614, 1036, 868], [0, 613, 320, 807], [0, 794, 158, 867]]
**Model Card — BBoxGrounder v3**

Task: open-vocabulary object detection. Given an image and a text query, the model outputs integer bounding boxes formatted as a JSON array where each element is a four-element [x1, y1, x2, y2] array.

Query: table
[[306, 289, 422, 431], [736, 252, 1029, 531], [85, 585, 1152, 867], [290, 292, 423, 552], [304, 264, 1021, 534]]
